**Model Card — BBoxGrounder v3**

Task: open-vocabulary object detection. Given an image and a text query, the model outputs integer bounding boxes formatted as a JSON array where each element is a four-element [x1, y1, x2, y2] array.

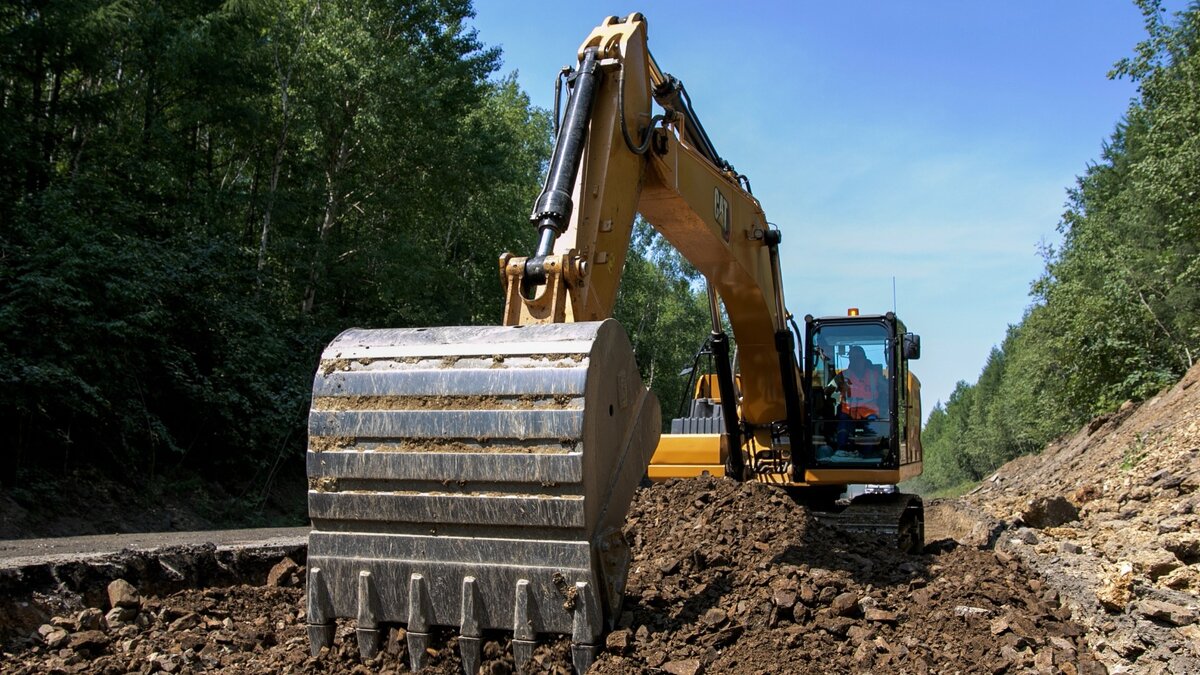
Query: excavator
[[304, 13, 923, 674]]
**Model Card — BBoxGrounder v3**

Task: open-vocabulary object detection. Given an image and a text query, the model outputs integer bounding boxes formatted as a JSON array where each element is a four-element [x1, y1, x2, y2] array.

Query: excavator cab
[[803, 311, 922, 477], [808, 322, 893, 465]]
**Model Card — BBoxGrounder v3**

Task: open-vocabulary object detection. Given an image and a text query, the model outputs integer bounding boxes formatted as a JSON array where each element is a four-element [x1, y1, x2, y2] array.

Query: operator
[[839, 345, 884, 420], [829, 345, 885, 455]]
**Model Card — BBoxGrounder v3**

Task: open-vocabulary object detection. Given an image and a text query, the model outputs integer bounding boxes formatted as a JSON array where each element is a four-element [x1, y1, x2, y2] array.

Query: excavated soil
[[3, 476, 1104, 674], [15, 364, 1200, 673]]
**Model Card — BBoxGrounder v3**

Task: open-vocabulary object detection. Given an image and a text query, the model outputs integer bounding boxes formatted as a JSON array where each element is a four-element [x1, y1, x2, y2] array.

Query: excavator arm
[[501, 15, 802, 455]]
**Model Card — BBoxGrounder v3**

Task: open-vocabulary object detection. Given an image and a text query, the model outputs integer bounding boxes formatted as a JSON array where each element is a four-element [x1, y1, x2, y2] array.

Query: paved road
[[0, 526, 310, 569]]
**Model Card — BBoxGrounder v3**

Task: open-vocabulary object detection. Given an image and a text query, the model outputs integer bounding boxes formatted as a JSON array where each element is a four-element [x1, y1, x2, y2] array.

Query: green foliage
[[1121, 432, 1152, 470], [0, 0, 551, 491], [917, 1, 1200, 494]]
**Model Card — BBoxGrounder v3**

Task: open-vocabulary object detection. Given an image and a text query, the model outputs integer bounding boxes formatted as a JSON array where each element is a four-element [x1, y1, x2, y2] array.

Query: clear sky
[[468, 1, 1179, 418]]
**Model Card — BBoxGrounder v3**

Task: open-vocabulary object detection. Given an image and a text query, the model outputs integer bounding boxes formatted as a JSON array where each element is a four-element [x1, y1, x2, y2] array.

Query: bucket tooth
[[512, 578, 537, 669], [306, 567, 334, 655], [356, 627, 382, 659], [406, 573, 433, 671], [306, 624, 334, 656], [571, 643, 597, 674], [458, 636, 481, 675], [569, 581, 600, 674], [570, 581, 600, 644], [512, 639, 536, 670], [406, 631, 430, 672], [459, 577, 482, 674], [356, 570, 382, 658]]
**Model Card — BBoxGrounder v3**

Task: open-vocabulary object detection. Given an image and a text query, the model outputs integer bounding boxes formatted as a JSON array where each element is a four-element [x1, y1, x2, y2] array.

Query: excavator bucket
[[304, 319, 660, 673]]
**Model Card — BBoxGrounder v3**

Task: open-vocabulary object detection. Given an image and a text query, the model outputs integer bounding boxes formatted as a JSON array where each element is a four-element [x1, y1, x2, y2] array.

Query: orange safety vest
[[840, 366, 882, 419]]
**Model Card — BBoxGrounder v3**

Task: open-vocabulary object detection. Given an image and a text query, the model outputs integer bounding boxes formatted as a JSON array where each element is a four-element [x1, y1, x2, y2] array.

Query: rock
[[771, 589, 797, 609], [107, 579, 141, 609], [1033, 648, 1055, 673], [1157, 517, 1186, 534], [1072, 485, 1101, 504], [1020, 496, 1079, 528], [701, 608, 727, 626], [151, 653, 183, 674], [43, 628, 70, 649], [815, 615, 854, 636], [76, 607, 106, 631], [1158, 565, 1200, 590], [105, 606, 137, 626], [167, 612, 200, 631], [179, 634, 206, 652], [1132, 548, 1182, 580], [69, 630, 110, 654], [662, 658, 702, 675], [1161, 532, 1200, 561], [1012, 528, 1039, 545], [953, 605, 991, 618], [1096, 562, 1134, 611], [1059, 541, 1082, 555], [853, 640, 875, 665], [1147, 469, 1172, 484], [1136, 599, 1197, 626], [830, 592, 860, 617], [846, 625, 875, 643], [864, 608, 897, 623], [909, 587, 934, 605], [965, 519, 1004, 548], [605, 629, 631, 654], [266, 557, 301, 587]]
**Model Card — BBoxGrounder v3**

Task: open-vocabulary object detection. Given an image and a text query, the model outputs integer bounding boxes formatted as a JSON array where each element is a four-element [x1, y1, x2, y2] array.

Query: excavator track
[[812, 493, 925, 554], [304, 320, 659, 674]]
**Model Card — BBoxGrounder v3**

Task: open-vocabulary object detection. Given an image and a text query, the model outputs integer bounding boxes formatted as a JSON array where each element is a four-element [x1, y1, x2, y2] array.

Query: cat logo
[[713, 187, 730, 241]]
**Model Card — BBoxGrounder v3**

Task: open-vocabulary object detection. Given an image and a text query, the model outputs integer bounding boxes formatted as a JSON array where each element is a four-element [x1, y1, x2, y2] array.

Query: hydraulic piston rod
[[527, 48, 603, 282]]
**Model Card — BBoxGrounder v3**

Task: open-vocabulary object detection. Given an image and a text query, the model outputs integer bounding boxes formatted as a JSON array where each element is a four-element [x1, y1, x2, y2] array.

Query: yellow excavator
[[304, 14, 923, 673]]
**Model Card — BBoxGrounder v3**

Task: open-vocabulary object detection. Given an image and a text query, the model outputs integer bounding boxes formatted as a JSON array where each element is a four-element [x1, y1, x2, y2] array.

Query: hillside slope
[[932, 362, 1200, 673]]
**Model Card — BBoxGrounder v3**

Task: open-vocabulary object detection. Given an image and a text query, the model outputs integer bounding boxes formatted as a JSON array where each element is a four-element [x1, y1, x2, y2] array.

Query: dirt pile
[[593, 476, 1101, 674], [3, 476, 1105, 674], [939, 362, 1200, 673]]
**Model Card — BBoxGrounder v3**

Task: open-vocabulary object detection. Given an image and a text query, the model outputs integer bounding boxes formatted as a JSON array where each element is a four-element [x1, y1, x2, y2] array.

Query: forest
[[912, 1, 1200, 494], [0, 0, 709, 519]]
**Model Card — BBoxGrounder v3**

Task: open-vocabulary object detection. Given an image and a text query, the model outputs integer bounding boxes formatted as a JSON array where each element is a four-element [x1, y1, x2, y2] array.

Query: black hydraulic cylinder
[[711, 332, 744, 480], [774, 329, 806, 482], [530, 48, 603, 262]]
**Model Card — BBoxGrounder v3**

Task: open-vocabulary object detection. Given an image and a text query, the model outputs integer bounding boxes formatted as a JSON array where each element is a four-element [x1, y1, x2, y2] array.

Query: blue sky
[[468, 1, 1180, 417]]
